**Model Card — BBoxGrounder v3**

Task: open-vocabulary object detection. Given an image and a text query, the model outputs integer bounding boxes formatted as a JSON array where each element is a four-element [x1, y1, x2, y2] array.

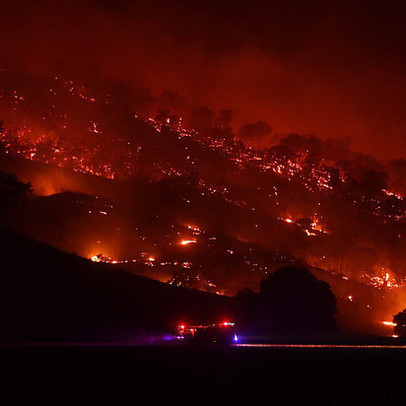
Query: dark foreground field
[[0, 344, 404, 405]]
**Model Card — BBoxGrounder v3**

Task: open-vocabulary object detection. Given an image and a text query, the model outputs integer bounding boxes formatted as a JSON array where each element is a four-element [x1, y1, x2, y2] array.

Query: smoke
[[2, 0, 406, 334], [1, 0, 406, 157], [186, 106, 215, 130], [238, 121, 273, 149]]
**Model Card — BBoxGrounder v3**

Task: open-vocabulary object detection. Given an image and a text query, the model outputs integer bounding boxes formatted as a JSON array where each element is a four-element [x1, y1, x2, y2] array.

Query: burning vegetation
[[1, 65, 406, 334]]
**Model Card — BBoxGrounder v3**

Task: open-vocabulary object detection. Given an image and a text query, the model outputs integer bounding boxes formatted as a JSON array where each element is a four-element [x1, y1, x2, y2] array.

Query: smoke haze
[[1, 0, 406, 158]]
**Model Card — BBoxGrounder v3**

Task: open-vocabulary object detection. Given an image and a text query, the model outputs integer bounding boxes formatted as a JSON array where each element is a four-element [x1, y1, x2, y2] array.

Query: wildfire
[[280, 218, 294, 224], [310, 217, 328, 234], [180, 239, 197, 246], [91, 255, 102, 262], [361, 270, 402, 289], [187, 225, 201, 235], [4, 66, 406, 301], [304, 229, 317, 237]]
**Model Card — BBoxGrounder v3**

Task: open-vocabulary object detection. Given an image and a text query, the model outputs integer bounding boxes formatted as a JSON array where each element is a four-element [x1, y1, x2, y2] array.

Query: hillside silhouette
[[0, 228, 233, 343]]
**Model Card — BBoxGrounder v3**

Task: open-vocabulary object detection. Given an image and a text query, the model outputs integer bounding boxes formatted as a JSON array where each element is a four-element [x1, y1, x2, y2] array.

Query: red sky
[[1, 0, 406, 158]]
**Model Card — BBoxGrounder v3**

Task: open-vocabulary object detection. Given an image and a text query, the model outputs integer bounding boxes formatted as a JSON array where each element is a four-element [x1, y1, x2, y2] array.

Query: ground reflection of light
[[234, 344, 406, 349]]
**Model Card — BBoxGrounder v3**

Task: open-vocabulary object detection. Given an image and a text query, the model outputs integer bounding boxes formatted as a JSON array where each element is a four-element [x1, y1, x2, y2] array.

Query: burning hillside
[[1, 66, 406, 334]]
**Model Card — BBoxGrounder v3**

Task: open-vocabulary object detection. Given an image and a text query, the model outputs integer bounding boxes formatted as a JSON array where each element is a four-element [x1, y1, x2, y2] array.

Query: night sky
[[2, 4, 406, 402], [1, 0, 406, 158]]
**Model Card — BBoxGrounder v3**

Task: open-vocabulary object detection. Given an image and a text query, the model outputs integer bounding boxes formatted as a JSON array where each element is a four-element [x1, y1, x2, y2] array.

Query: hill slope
[[0, 228, 232, 342]]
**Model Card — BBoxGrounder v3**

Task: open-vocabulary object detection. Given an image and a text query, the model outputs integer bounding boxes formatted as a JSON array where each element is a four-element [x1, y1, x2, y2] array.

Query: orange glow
[[382, 321, 397, 327], [180, 239, 197, 246], [304, 229, 316, 237], [187, 225, 201, 234], [4, 64, 406, 338], [310, 218, 329, 234], [282, 218, 294, 224]]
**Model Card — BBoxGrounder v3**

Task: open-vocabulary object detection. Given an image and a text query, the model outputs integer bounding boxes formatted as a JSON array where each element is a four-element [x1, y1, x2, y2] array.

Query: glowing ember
[[280, 218, 294, 224], [180, 239, 197, 246], [304, 229, 317, 237], [187, 225, 201, 234], [3, 65, 406, 322], [90, 255, 101, 262], [382, 321, 397, 327]]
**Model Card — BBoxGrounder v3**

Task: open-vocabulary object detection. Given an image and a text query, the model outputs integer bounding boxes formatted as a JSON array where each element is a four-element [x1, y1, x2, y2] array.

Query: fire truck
[[176, 322, 238, 344]]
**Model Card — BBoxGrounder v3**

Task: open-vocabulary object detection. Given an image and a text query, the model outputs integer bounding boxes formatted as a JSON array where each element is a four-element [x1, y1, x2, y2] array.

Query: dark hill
[[0, 228, 232, 343]]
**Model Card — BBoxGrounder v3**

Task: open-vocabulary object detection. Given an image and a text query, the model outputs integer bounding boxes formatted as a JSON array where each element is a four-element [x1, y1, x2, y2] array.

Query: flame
[[282, 218, 294, 224], [180, 239, 197, 246], [304, 229, 316, 237], [382, 321, 397, 327]]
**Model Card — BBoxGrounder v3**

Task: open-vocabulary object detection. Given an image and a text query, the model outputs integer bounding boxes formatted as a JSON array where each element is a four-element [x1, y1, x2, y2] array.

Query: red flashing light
[[220, 321, 235, 327]]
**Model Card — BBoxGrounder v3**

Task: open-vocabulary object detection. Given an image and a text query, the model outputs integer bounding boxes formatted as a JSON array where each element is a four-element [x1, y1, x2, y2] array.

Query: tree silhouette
[[0, 171, 31, 215], [393, 309, 406, 336], [238, 266, 337, 337]]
